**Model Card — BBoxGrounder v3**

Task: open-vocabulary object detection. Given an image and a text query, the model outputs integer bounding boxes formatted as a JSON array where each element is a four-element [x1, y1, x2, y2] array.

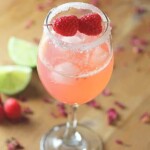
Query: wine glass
[[37, 2, 113, 150]]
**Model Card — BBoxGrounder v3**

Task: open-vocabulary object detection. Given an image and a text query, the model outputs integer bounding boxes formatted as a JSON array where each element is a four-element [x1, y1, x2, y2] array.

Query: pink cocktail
[[37, 2, 113, 150], [38, 36, 113, 104]]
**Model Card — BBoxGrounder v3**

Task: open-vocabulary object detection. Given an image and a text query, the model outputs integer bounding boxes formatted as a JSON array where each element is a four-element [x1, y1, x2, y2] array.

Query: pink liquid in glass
[[37, 31, 113, 105]]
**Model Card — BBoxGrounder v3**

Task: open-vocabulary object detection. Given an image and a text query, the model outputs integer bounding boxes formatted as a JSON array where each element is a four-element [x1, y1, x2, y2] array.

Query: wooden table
[[0, 0, 150, 149]]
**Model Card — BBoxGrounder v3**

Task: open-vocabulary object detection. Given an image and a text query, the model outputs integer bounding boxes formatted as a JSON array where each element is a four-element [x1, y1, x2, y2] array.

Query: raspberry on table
[[4, 98, 22, 120]]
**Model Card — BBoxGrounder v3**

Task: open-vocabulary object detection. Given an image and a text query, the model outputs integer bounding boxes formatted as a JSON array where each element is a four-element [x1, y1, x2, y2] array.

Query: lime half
[[0, 66, 32, 95], [8, 37, 38, 67]]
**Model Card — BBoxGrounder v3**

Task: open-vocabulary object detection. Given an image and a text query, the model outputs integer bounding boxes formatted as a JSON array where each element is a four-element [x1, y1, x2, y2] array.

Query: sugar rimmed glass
[[37, 2, 113, 150]]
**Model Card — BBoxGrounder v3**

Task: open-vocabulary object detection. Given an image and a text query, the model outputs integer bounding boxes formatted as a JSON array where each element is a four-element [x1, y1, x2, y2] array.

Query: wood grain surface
[[0, 0, 150, 150]]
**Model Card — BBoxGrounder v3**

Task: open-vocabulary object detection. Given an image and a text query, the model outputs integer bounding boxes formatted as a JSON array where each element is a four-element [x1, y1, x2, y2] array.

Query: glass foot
[[40, 124, 103, 150]]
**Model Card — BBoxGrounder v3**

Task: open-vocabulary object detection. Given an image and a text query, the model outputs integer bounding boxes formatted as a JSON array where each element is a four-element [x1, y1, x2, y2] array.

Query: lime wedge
[[8, 37, 38, 67], [0, 66, 32, 95]]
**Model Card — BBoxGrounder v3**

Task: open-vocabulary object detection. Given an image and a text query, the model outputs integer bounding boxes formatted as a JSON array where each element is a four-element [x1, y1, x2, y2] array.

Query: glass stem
[[64, 104, 81, 146]]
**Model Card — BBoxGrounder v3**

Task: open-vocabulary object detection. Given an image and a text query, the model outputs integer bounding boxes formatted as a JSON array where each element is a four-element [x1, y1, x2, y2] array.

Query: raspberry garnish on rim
[[45, 13, 103, 36], [79, 13, 102, 36], [52, 15, 79, 36]]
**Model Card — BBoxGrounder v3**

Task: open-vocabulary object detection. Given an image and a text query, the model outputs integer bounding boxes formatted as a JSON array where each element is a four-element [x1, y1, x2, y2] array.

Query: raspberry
[[53, 15, 79, 36], [0, 106, 5, 122], [79, 13, 102, 36], [4, 98, 22, 120]]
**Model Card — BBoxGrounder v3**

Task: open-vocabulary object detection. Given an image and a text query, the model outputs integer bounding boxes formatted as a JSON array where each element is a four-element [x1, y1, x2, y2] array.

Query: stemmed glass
[[37, 2, 113, 150]]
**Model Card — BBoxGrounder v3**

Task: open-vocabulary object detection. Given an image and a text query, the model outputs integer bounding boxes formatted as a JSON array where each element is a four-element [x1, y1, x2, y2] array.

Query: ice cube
[[91, 46, 108, 66], [61, 35, 83, 44], [51, 62, 80, 84]]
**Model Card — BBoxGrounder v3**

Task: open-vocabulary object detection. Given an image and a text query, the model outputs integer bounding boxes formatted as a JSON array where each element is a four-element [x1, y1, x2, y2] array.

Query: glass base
[[40, 124, 103, 150]]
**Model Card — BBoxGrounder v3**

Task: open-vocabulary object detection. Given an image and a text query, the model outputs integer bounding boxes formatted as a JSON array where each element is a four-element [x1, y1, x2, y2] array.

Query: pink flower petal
[[140, 112, 150, 124], [115, 139, 124, 145], [36, 4, 45, 11], [115, 139, 131, 147], [56, 102, 68, 117], [58, 109, 68, 117], [134, 7, 147, 15], [50, 112, 59, 118], [114, 101, 126, 109], [102, 88, 112, 96], [131, 36, 140, 46], [23, 107, 33, 115], [18, 96, 28, 102], [140, 39, 149, 46], [6, 137, 24, 150], [131, 36, 149, 47], [87, 100, 101, 109], [24, 19, 35, 29], [43, 98, 54, 104], [132, 47, 144, 54], [115, 45, 125, 53], [33, 38, 40, 45], [107, 108, 119, 125], [57, 102, 65, 109]]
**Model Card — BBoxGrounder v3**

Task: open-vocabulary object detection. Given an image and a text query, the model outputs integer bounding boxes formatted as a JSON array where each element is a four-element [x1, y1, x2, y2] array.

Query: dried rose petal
[[115, 139, 131, 147], [57, 102, 65, 109], [132, 47, 144, 54], [6, 137, 24, 150], [24, 19, 35, 29], [33, 37, 40, 45], [23, 107, 33, 115], [58, 109, 68, 117], [87, 100, 101, 109], [36, 0, 53, 12], [107, 108, 118, 125], [115, 45, 125, 53], [7, 143, 14, 150], [131, 36, 148, 47], [131, 36, 140, 46], [140, 112, 150, 124], [56, 103, 68, 117], [115, 139, 124, 145], [18, 96, 28, 102], [102, 88, 112, 96], [134, 7, 147, 15], [43, 98, 54, 104], [50, 112, 59, 118], [140, 39, 149, 46], [114, 101, 126, 109], [36, 4, 45, 11]]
